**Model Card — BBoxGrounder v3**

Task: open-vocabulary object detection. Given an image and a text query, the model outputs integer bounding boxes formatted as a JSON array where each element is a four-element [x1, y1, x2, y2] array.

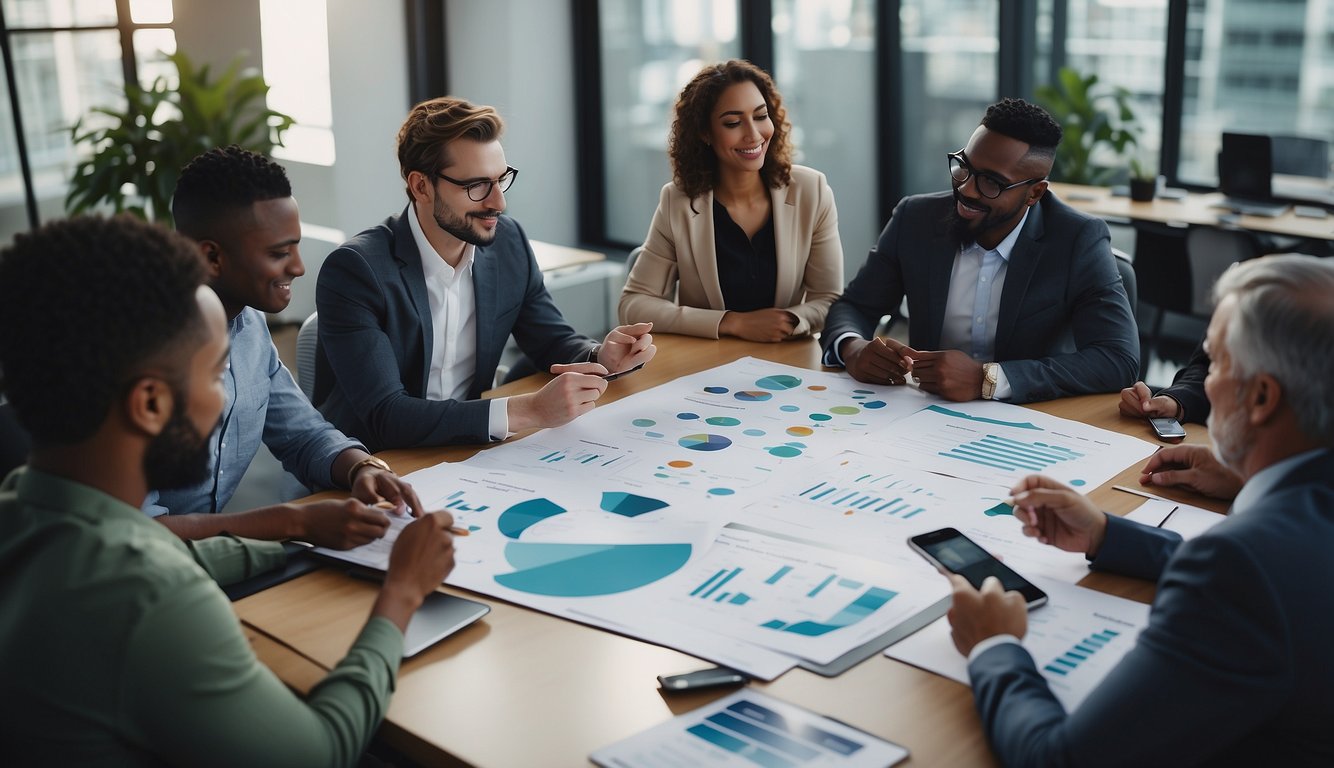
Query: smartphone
[[602, 362, 645, 381], [657, 666, 747, 692], [908, 527, 1047, 608], [1148, 416, 1186, 440]]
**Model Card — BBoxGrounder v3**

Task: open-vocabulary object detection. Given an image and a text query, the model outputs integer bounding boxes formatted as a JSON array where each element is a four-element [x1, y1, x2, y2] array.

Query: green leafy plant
[[66, 51, 295, 225], [1128, 156, 1155, 181], [1035, 67, 1140, 186]]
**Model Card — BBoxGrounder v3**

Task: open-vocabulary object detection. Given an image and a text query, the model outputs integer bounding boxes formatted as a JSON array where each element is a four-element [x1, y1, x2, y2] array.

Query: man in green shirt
[[0, 215, 458, 765]]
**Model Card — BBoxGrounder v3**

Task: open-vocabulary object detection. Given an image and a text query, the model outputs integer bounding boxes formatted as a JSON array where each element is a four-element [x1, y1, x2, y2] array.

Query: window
[[0, 0, 174, 243], [260, 0, 334, 166]]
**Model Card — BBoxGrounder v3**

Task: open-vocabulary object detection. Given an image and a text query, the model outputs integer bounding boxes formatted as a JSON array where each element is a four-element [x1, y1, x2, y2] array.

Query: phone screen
[[911, 528, 1047, 607], [1148, 417, 1186, 439]]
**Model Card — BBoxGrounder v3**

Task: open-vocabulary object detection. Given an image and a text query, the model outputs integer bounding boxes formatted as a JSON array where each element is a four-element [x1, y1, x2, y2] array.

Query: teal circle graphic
[[676, 412, 699, 420], [708, 488, 736, 496], [809, 413, 832, 421], [780, 405, 800, 412], [766, 445, 802, 458], [743, 428, 766, 436], [632, 418, 656, 427], [704, 386, 729, 394], [756, 374, 802, 390], [705, 416, 741, 427]]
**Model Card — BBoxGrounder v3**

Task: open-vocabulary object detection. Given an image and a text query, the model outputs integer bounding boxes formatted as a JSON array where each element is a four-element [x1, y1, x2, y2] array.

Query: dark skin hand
[[910, 349, 985, 401], [840, 337, 913, 385]]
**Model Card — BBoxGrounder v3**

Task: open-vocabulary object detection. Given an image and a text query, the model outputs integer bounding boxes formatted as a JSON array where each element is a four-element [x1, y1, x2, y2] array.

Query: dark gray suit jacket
[[314, 208, 595, 451], [822, 191, 1139, 402], [969, 449, 1334, 767]]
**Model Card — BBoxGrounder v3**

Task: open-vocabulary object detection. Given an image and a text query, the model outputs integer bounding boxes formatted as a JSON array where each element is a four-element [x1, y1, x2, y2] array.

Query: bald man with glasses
[[822, 98, 1138, 403], [315, 97, 655, 451]]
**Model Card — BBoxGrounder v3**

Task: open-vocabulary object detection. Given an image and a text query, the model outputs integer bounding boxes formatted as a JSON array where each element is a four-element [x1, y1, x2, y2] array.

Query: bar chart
[[796, 480, 929, 518], [1043, 628, 1122, 677]]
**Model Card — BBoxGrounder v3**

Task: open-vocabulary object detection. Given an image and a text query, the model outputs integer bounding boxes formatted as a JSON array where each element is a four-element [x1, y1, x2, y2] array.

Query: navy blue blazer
[[969, 450, 1334, 766], [314, 208, 596, 450], [822, 191, 1139, 402]]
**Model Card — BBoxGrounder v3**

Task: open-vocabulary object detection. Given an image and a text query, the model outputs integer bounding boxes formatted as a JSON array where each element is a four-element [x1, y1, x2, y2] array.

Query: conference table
[[1049, 181, 1334, 241], [234, 335, 1226, 767]]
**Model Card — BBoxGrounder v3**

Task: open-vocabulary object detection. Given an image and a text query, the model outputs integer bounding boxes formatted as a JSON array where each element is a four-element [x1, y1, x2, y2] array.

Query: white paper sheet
[[885, 577, 1151, 711]]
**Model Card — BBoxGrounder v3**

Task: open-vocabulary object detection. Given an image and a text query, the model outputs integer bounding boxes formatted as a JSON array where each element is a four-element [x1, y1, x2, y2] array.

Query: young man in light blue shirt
[[150, 146, 422, 549]]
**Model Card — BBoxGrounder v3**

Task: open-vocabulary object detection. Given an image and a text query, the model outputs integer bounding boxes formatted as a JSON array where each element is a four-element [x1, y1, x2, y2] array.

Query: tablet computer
[[403, 591, 490, 657]]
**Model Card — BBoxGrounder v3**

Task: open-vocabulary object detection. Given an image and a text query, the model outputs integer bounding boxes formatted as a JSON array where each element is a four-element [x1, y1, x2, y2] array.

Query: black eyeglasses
[[436, 166, 519, 202], [947, 152, 1043, 199]]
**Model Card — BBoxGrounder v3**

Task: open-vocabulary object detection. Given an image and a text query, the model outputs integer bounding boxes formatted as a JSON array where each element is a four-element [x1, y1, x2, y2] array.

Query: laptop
[[1213, 132, 1290, 217]]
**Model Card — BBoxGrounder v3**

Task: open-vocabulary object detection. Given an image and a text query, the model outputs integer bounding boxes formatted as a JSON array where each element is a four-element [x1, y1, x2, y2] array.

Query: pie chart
[[734, 390, 773, 402], [756, 374, 802, 391], [495, 542, 693, 596], [678, 433, 733, 451]]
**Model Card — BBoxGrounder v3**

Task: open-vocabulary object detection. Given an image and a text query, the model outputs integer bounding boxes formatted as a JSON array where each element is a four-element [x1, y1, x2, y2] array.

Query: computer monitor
[[1218, 132, 1273, 201]]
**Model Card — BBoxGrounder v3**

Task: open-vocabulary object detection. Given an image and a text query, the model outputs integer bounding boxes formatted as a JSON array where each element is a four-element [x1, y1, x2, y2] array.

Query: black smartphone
[[908, 527, 1047, 608], [657, 666, 747, 692], [602, 362, 646, 381], [1148, 416, 1186, 440]]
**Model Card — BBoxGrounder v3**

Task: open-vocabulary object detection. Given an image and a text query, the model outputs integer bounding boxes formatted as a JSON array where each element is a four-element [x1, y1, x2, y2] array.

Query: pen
[[371, 500, 471, 536], [1111, 484, 1172, 502]]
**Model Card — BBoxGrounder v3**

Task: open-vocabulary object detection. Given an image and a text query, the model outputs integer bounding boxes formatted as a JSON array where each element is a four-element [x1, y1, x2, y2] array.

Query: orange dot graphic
[[786, 426, 814, 437], [667, 460, 693, 468]]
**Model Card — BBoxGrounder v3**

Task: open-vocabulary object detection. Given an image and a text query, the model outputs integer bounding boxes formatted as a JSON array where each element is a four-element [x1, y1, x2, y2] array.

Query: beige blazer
[[618, 164, 844, 339]]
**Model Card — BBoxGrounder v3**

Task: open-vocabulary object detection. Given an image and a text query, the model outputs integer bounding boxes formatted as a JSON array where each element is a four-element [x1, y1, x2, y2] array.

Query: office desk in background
[[1050, 181, 1334, 241], [235, 335, 1226, 767]]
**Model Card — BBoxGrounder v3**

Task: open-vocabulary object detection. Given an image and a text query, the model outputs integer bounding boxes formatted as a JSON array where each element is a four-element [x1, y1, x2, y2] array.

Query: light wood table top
[[530, 239, 608, 272], [1050, 181, 1334, 241], [236, 334, 1224, 767]]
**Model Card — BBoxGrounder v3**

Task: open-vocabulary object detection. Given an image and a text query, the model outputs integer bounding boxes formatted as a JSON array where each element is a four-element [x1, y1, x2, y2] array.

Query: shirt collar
[[1231, 447, 1330, 515], [962, 206, 1031, 263], [408, 201, 474, 279]]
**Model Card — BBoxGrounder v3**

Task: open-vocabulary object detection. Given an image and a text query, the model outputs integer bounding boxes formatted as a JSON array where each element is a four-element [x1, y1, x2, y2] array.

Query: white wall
[[445, 1, 579, 245]]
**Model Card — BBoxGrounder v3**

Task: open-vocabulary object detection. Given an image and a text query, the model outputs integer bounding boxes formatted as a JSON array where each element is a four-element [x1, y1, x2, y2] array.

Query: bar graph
[[538, 448, 627, 467], [796, 480, 929, 519], [762, 586, 898, 637], [441, 489, 489, 513], [938, 435, 1085, 473], [1043, 628, 1121, 677]]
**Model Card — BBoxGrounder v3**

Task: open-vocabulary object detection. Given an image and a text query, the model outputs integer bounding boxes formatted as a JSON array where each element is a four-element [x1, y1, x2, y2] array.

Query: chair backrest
[[625, 245, 644, 278], [295, 312, 319, 401], [1111, 247, 1137, 317], [1184, 227, 1260, 318]]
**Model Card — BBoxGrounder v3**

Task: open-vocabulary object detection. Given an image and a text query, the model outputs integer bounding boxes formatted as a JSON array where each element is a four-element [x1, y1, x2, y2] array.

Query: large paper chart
[[466, 357, 940, 498], [867, 401, 1157, 491]]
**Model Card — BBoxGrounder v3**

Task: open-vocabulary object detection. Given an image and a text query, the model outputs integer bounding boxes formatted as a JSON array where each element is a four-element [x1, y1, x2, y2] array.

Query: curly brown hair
[[669, 60, 793, 203]]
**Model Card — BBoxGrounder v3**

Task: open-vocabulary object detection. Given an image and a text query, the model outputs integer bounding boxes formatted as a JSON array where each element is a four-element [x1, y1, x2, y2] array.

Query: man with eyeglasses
[[315, 97, 656, 450], [821, 98, 1138, 403]]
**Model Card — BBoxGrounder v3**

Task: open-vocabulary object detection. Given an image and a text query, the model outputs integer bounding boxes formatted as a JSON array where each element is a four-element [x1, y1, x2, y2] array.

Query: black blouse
[[712, 198, 777, 313]]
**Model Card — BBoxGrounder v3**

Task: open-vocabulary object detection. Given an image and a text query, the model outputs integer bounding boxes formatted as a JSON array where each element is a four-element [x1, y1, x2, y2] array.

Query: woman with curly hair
[[619, 60, 844, 341]]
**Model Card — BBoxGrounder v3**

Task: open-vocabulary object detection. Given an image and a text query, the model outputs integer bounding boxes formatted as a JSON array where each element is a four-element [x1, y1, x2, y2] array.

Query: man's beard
[[1206, 388, 1249, 472], [433, 196, 499, 247], [144, 398, 213, 490], [944, 189, 1028, 248]]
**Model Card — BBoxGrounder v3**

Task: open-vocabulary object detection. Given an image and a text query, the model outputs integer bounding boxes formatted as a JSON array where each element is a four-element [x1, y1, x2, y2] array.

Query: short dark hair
[[172, 145, 292, 242], [397, 97, 505, 201], [0, 215, 206, 445], [982, 98, 1063, 165], [669, 60, 793, 202]]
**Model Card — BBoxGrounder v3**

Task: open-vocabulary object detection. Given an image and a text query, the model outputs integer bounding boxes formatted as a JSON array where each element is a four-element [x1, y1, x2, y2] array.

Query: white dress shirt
[[408, 207, 508, 440]]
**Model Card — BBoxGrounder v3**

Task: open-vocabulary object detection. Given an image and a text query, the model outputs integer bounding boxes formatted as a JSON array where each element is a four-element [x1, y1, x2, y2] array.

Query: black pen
[[602, 362, 645, 381]]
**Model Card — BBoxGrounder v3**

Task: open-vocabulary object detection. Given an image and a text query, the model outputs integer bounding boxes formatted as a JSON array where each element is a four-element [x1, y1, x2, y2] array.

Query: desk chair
[[295, 312, 319, 401], [1112, 248, 1137, 317], [625, 245, 643, 277], [0, 400, 31, 478]]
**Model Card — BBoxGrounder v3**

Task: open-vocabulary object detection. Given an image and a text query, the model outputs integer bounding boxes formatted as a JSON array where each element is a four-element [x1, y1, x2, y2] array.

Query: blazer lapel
[[472, 240, 498, 390], [771, 182, 799, 306], [994, 202, 1046, 357], [924, 210, 956, 350], [392, 207, 435, 393], [689, 190, 726, 310]]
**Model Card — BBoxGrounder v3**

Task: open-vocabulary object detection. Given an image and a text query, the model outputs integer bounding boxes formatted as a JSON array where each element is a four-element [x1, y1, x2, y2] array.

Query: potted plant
[[1128, 157, 1157, 202], [66, 51, 295, 225], [1035, 67, 1140, 186]]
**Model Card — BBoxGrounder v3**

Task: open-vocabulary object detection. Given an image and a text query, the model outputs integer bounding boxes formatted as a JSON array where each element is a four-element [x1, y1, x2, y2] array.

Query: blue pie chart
[[678, 433, 732, 451], [495, 542, 692, 597]]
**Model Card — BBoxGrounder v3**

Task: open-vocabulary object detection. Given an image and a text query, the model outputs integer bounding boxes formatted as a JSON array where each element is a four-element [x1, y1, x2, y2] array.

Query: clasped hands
[[841, 337, 984, 401]]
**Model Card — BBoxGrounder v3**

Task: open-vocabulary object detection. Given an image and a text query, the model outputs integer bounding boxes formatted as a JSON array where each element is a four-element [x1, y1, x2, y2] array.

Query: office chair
[[1112, 247, 1137, 318], [625, 245, 644, 277], [0, 400, 31, 478], [295, 312, 319, 401], [1184, 226, 1259, 318]]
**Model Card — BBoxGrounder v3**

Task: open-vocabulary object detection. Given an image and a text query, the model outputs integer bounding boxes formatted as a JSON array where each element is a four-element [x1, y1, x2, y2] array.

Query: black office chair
[[0, 401, 32, 479]]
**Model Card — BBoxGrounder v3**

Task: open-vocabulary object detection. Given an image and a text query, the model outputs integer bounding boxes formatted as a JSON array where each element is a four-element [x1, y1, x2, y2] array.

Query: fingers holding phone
[[945, 574, 1030, 656]]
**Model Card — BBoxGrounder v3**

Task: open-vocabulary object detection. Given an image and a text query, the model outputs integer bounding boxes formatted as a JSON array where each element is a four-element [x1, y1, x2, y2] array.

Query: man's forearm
[[155, 506, 301, 542]]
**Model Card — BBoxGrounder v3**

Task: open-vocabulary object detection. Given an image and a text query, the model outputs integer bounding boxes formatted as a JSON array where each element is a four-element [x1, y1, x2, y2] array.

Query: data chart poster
[[466, 357, 939, 498], [866, 401, 1157, 492]]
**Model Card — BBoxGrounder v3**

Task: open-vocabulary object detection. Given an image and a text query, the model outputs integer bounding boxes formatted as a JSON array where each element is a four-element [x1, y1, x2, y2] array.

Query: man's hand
[[910, 349, 984, 401], [1009, 475, 1108, 557], [349, 465, 423, 518], [293, 498, 393, 550], [507, 362, 608, 432], [840, 337, 914, 385], [1118, 382, 1183, 420], [598, 322, 656, 373], [946, 574, 1028, 657], [1140, 444, 1243, 500], [373, 511, 458, 633], [719, 309, 798, 342]]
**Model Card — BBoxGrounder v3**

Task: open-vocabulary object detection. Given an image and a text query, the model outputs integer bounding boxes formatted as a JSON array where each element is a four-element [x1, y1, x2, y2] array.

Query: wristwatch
[[347, 455, 392, 488], [981, 362, 1000, 400]]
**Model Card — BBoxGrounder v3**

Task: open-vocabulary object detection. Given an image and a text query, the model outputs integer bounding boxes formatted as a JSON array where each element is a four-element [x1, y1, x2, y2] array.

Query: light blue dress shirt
[[145, 308, 362, 517]]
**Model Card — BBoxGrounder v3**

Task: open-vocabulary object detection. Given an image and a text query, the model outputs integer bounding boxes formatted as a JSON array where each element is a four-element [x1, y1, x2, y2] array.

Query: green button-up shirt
[[0, 468, 404, 766]]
